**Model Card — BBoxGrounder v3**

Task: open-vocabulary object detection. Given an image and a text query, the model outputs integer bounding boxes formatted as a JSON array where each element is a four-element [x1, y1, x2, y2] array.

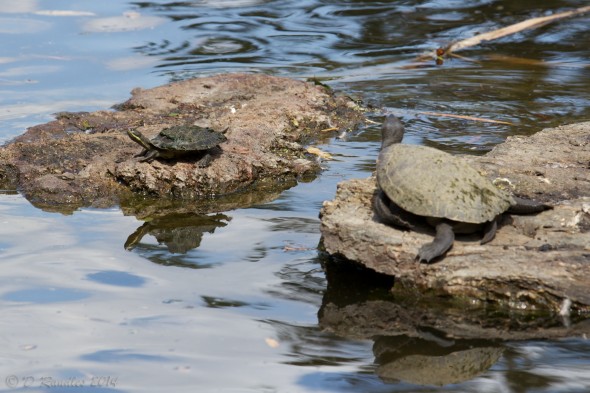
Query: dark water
[[0, 0, 589, 391]]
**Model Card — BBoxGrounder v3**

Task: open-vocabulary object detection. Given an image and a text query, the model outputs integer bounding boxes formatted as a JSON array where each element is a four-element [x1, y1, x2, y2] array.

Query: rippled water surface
[[1, 0, 589, 391]]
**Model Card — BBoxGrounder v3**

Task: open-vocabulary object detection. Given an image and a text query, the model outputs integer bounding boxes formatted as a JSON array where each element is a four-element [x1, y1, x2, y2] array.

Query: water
[[1, 0, 589, 391]]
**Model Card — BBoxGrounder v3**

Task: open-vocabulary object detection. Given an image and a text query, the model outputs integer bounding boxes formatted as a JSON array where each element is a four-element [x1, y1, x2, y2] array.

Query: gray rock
[[320, 121, 590, 311]]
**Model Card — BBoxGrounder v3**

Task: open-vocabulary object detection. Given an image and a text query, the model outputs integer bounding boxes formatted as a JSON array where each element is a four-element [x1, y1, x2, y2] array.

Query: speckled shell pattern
[[377, 144, 514, 224], [153, 125, 227, 152]]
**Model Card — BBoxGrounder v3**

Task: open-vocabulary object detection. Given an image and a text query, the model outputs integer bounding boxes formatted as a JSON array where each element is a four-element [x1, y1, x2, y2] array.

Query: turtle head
[[381, 115, 405, 150], [127, 129, 152, 149]]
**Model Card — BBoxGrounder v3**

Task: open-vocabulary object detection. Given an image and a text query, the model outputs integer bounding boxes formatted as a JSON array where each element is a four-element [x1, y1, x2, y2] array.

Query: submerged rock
[[0, 73, 364, 213], [320, 121, 590, 311]]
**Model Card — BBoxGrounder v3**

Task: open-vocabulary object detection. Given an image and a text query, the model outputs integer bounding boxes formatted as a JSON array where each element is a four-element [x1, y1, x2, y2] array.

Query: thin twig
[[415, 6, 590, 62], [384, 109, 515, 125], [446, 6, 590, 54], [418, 111, 515, 125]]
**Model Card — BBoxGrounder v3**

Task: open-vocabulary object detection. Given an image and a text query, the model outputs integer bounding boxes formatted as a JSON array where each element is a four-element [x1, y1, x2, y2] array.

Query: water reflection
[[317, 257, 590, 388], [123, 212, 231, 268], [201, 295, 250, 309], [0, 17, 51, 34], [124, 212, 230, 253], [81, 349, 172, 363], [319, 257, 590, 339], [82, 12, 166, 33], [0, 0, 37, 13], [87, 270, 146, 287], [264, 216, 320, 234], [374, 335, 504, 386], [131, 0, 590, 151], [266, 319, 369, 368], [3, 287, 91, 303]]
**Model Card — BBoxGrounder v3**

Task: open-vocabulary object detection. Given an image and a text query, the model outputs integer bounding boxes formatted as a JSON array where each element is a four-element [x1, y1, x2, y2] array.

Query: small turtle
[[127, 124, 227, 166], [373, 115, 550, 263]]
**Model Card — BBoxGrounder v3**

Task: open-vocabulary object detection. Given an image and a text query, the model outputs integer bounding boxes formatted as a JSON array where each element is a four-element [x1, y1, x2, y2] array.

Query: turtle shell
[[376, 144, 514, 224], [377, 346, 504, 386], [151, 125, 226, 152]]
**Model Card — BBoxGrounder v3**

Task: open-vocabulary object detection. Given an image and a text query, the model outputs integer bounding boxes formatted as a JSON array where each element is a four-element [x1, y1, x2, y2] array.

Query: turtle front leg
[[196, 152, 213, 168], [134, 148, 148, 158], [138, 149, 159, 163], [417, 222, 454, 263]]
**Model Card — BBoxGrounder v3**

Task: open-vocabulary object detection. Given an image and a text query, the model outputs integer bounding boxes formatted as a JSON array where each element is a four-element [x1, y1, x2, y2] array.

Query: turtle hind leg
[[197, 146, 224, 168], [480, 219, 498, 245], [417, 222, 454, 263], [372, 190, 416, 230], [509, 196, 552, 214]]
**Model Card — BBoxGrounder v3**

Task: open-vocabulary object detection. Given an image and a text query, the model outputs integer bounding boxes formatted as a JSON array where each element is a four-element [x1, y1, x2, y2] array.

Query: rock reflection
[[265, 217, 320, 234], [124, 212, 230, 254], [319, 257, 590, 341], [264, 319, 366, 368], [318, 257, 590, 387], [201, 295, 249, 309]]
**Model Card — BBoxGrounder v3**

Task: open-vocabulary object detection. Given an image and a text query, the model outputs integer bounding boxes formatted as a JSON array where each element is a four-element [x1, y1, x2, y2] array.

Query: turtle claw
[[417, 243, 450, 263], [417, 243, 445, 263], [417, 222, 455, 263]]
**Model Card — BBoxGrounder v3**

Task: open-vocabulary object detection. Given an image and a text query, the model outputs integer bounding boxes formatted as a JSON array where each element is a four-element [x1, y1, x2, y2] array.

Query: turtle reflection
[[318, 259, 506, 387], [125, 213, 230, 254], [373, 334, 504, 386]]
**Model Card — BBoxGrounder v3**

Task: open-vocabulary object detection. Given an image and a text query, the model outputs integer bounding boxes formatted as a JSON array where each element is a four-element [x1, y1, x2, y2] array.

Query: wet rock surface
[[0, 73, 364, 213], [318, 259, 590, 341], [320, 121, 590, 311]]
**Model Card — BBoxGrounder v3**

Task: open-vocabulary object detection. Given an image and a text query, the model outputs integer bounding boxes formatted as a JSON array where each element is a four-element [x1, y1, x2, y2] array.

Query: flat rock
[[0, 73, 364, 213], [320, 121, 590, 312]]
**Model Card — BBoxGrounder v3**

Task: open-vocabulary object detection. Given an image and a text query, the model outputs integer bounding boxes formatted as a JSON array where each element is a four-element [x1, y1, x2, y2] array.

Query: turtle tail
[[509, 196, 552, 214]]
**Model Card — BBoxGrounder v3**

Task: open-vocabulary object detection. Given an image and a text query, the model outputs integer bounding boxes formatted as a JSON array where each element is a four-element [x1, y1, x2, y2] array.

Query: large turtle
[[373, 115, 549, 263], [127, 124, 227, 166]]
